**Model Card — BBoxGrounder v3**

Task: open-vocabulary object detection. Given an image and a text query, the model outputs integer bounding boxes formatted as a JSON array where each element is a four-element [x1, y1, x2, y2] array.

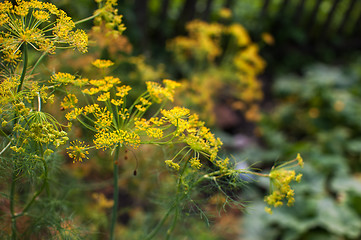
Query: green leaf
[[317, 197, 361, 238]]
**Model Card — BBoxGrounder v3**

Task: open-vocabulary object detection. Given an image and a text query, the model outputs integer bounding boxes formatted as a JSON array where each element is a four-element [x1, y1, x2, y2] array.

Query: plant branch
[[16, 43, 28, 93], [110, 145, 120, 240]]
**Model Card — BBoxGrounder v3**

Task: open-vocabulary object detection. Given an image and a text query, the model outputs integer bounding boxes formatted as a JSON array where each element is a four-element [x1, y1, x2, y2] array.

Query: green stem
[[74, 12, 100, 25], [166, 205, 179, 240], [146, 157, 191, 240], [145, 205, 175, 240], [16, 155, 48, 217], [29, 51, 46, 76], [16, 43, 28, 94], [10, 170, 17, 240], [110, 145, 120, 240]]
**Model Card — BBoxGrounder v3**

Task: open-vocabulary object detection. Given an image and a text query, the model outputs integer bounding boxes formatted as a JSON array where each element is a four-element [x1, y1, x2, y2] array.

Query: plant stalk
[[10, 170, 17, 240], [17, 43, 28, 93], [110, 145, 120, 240], [19, 156, 48, 216]]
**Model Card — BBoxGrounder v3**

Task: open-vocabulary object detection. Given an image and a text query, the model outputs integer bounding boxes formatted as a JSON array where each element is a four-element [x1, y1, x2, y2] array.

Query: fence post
[[202, 0, 214, 21], [134, 0, 149, 49], [321, 0, 341, 36], [307, 0, 322, 34], [261, 0, 271, 17], [292, 0, 306, 26]]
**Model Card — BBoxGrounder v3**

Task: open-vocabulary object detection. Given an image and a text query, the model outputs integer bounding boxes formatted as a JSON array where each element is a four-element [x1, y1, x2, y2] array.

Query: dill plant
[[0, 0, 122, 238], [58, 58, 303, 239], [0, 1, 304, 239]]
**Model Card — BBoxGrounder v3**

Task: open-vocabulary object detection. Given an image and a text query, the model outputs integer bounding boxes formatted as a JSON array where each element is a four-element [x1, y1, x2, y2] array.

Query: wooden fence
[[119, 0, 361, 53]]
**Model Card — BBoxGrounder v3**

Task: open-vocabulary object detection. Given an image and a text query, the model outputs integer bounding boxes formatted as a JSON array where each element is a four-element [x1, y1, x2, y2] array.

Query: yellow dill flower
[[134, 118, 163, 139], [97, 92, 110, 102], [65, 108, 83, 120], [161, 107, 190, 121], [92, 59, 114, 68], [118, 108, 129, 120], [0, 76, 19, 105], [261, 32, 274, 45], [135, 104, 146, 112], [0, 0, 88, 63], [111, 99, 124, 106], [116, 85, 131, 97], [70, 29, 88, 53], [104, 76, 120, 85], [185, 129, 222, 161], [265, 168, 302, 211], [135, 97, 151, 112], [93, 129, 140, 150], [67, 140, 90, 163], [15, 111, 69, 148], [82, 87, 101, 95], [72, 78, 89, 87], [94, 108, 113, 130], [61, 94, 78, 109], [83, 104, 100, 114], [264, 207, 273, 215], [33, 10, 50, 22], [219, 8, 232, 19], [94, 0, 126, 35], [168, 20, 223, 62], [189, 157, 202, 169], [50, 72, 76, 85], [165, 160, 180, 171], [89, 79, 107, 87], [163, 79, 181, 91], [296, 153, 304, 168], [146, 79, 180, 103], [227, 23, 251, 46]]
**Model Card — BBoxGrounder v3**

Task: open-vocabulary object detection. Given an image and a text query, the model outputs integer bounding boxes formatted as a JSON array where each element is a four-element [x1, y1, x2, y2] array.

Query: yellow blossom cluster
[[159, 107, 222, 162], [146, 79, 181, 103], [134, 117, 164, 139], [61, 94, 78, 109], [165, 160, 180, 171], [135, 97, 151, 112], [167, 19, 266, 123], [92, 59, 115, 69], [82, 76, 120, 95], [0, 76, 19, 106], [67, 140, 90, 163], [94, 129, 140, 150], [61, 59, 228, 177], [8, 111, 69, 154], [0, 71, 67, 156], [264, 154, 304, 214], [169, 20, 223, 62], [0, 0, 88, 64], [128, 55, 167, 82], [50, 72, 77, 86], [189, 157, 202, 169], [93, 0, 126, 36]]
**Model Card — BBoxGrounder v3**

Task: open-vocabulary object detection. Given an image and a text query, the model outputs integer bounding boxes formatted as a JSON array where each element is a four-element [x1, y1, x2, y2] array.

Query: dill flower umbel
[[93, 0, 126, 36], [67, 140, 90, 163], [0, 0, 88, 64], [92, 59, 114, 69], [264, 154, 304, 214]]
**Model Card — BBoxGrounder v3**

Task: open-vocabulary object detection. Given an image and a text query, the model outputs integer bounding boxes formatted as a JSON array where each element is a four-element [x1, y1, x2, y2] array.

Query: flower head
[[0, 0, 88, 64], [92, 59, 114, 69], [67, 140, 90, 163]]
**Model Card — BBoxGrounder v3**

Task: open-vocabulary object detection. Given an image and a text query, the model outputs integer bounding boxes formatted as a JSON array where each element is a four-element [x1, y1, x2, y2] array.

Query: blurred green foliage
[[240, 59, 361, 240]]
